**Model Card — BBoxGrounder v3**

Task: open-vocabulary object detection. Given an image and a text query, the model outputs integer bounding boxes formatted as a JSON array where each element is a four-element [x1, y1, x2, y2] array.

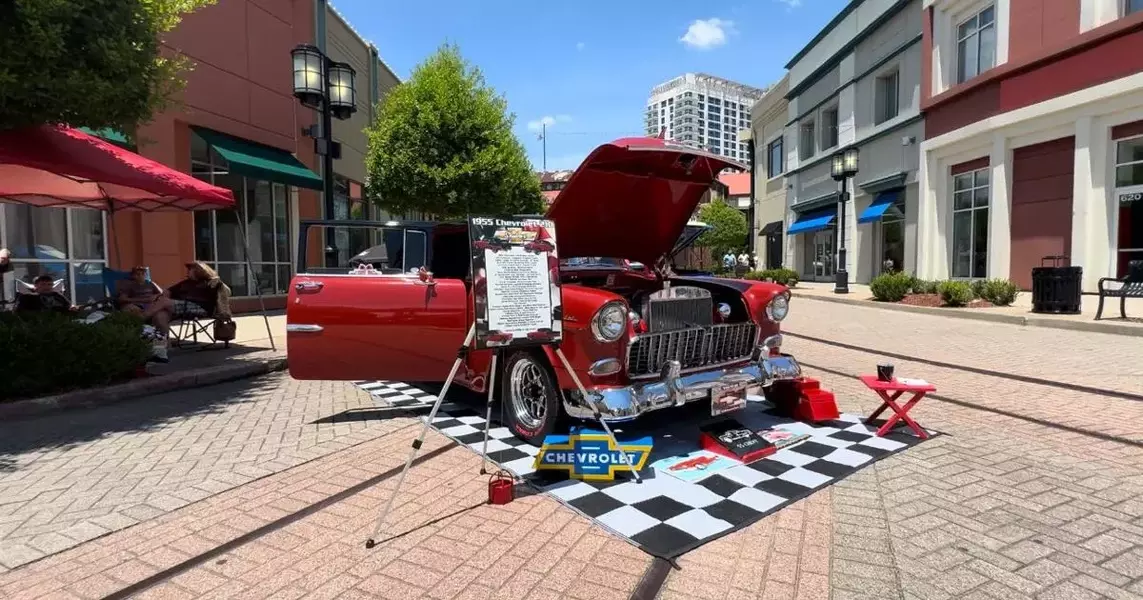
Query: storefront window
[[191, 134, 293, 297], [0, 205, 108, 305], [951, 169, 990, 278], [1115, 137, 1143, 187]]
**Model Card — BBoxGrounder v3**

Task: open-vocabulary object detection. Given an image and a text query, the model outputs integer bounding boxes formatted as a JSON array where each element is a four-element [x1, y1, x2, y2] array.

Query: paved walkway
[[0, 375, 389, 572], [2, 298, 1143, 599]]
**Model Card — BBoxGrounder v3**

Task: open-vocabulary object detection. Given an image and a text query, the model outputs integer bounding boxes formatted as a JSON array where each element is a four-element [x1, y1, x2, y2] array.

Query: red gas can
[[488, 470, 515, 505]]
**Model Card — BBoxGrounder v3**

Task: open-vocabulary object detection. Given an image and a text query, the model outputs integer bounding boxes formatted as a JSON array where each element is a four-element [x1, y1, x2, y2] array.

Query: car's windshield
[[560, 257, 643, 269]]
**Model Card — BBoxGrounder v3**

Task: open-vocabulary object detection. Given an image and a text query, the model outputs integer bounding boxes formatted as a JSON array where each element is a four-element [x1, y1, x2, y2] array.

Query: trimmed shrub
[[0, 311, 152, 401], [937, 280, 974, 307], [971, 279, 988, 299], [979, 279, 1019, 306], [743, 268, 799, 287], [911, 278, 939, 295], [869, 271, 914, 302]]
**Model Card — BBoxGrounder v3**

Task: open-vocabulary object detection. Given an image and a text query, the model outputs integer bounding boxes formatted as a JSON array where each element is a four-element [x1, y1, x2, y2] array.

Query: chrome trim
[[286, 324, 324, 333], [762, 334, 783, 350], [562, 354, 803, 421], [588, 358, 621, 377], [625, 322, 758, 380]]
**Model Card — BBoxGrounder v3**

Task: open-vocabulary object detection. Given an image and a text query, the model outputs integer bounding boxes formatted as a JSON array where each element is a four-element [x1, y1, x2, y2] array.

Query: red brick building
[[2, 0, 397, 312], [915, 0, 1143, 291]]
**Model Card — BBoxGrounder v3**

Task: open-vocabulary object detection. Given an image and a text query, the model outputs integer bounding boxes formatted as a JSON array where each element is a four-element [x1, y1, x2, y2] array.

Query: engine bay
[[561, 269, 752, 330]]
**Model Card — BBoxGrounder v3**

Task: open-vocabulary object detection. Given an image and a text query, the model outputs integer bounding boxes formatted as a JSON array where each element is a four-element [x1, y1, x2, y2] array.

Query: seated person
[[167, 261, 232, 319], [0, 247, 10, 275], [16, 275, 76, 314], [116, 266, 176, 336]]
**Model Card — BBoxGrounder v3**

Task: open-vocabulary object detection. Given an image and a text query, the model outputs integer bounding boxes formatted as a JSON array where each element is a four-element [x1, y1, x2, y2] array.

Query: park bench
[[1096, 260, 1143, 320]]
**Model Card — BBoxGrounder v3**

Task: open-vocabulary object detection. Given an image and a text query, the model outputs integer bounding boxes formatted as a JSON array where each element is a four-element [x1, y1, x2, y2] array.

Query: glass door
[[1118, 194, 1143, 277], [1115, 136, 1143, 277], [812, 228, 836, 281]]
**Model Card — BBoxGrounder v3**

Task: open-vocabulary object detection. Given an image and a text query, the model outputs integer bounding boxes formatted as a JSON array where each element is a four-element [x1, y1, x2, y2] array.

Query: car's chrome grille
[[646, 296, 713, 331], [626, 322, 758, 378]]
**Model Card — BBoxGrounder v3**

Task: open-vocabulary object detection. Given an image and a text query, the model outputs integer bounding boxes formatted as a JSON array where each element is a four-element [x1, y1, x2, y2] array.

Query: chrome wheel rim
[[509, 359, 548, 430]]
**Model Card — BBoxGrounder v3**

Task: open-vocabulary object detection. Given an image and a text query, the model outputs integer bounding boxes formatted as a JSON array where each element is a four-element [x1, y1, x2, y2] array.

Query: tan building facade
[[318, 1, 402, 266], [750, 75, 791, 270]]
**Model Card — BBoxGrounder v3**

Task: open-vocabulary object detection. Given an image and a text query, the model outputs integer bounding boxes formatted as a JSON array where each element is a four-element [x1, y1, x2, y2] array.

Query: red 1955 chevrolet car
[[286, 137, 804, 444]]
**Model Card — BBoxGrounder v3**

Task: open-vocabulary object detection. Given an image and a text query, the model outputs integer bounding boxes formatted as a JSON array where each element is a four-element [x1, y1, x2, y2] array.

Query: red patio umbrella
[[0, 125, 276, 350], [0, 124, 235, 211]]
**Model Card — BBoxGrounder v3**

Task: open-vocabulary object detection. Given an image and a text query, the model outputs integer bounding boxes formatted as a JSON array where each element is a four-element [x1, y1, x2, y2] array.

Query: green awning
[[191, 126, 323, 190], [78, 127, 133, 148]]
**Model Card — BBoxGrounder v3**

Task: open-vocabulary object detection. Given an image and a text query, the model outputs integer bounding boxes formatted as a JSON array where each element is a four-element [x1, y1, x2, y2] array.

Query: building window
[[767, 137, 784, 178], [1116, 136, 1143, 187], [820, 107, 839, 150], [951, 168, 990, 279], [957, 6, 996, 84], [191, 132, 293, 297], [1126, 0, 1143, 15], [799, 120, 816, 160], [875, 70, 900, 124], [1, 206, 108, 304]]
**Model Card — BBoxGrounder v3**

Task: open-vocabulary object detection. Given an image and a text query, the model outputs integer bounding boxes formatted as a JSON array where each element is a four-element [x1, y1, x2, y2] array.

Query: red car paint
[[286, 137, 789, 401]]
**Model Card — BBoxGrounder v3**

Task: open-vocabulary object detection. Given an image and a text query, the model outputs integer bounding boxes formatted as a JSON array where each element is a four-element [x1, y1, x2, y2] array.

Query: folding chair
[[170, 298, 220, 348]]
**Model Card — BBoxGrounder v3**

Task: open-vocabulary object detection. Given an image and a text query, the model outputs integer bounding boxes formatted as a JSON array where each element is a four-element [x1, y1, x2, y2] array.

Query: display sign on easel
[[468, 216, 563, 350], [363, 214, 641, 551]]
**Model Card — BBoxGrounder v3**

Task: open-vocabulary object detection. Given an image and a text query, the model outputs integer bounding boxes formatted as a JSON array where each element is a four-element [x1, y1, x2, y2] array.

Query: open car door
[[286, 220, 470, 383]]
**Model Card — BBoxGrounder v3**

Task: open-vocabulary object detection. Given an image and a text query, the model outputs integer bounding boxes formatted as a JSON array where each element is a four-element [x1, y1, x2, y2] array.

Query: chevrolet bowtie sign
[[533, 430, 652, 481]]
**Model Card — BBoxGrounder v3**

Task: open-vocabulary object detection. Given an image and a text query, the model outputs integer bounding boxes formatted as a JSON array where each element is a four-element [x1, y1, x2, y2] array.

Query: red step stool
[[794, 377, 840, 423]]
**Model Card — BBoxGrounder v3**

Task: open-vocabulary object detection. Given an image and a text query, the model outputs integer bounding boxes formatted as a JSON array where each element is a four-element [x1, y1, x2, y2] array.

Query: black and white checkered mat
[[355, 380, 932, 558]]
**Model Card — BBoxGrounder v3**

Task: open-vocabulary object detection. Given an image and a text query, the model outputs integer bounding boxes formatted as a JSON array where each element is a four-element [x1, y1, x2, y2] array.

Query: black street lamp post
[[830, 147, 859, 294], [291, 44, 357, 267]]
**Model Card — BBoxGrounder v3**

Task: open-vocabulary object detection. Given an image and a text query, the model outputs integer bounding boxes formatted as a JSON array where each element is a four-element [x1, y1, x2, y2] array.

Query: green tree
[[365, 44, 544, 218], [696, 200, 749, 260], [0, 0, 216, 132]]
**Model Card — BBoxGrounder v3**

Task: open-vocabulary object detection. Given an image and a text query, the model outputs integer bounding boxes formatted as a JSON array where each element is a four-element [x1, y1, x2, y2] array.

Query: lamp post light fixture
[[291, 43, 357, 267], [830, 147, 859, 294]]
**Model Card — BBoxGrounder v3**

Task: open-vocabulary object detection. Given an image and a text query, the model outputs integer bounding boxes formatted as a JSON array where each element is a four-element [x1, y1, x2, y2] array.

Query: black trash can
[[1031, 255, 1082, 314]]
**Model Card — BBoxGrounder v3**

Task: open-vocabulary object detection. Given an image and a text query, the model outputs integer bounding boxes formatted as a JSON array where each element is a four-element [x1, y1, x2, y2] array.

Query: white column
[[916, 148, 935, 278], [995, 0, 1011, 67], [931, 157, 951, 280], [1087, 119, 1113, 289], [1071, 116, 1094, 288], [987, 134, 1011, 280]]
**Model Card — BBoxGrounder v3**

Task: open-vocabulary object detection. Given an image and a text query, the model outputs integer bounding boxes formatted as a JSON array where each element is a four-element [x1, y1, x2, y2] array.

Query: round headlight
[[717, 303, 732, 319], [592, 302, 627, 342], [766, 294, 790, 322]]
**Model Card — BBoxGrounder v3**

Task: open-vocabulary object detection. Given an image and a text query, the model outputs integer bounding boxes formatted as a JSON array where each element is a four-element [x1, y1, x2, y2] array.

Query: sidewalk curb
[[790, 291, 1143, 338], [0, 356, 288, 420]]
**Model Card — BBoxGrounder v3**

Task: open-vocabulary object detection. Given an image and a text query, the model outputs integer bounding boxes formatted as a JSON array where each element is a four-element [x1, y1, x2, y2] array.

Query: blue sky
[[331, 0, 850, 171]]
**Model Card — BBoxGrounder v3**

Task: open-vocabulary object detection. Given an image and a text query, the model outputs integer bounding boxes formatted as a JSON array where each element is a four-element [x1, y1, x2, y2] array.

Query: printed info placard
[[469, 216, 563, 350]]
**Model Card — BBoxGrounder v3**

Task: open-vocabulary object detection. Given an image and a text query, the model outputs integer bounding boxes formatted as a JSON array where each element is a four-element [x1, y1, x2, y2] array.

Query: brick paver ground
[[662, 298, 1143, 600], [0, 375, 397, 572], [3, 298, 1143, 599]]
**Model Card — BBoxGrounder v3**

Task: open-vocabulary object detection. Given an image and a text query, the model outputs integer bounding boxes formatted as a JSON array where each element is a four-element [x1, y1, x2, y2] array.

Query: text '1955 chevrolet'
[[286, 136, 805, 444]]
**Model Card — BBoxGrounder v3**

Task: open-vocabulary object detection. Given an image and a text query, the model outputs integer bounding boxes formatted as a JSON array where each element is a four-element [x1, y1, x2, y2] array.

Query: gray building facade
[[783, 0, 924, 284]]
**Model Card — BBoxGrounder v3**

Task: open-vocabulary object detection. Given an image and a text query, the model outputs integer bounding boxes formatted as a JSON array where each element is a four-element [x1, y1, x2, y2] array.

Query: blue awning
[[787, 208, 836, 235], [857, 190, 901, 224]]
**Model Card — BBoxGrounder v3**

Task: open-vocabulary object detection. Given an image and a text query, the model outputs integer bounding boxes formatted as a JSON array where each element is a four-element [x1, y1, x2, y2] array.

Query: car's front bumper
[[562, 350, 803, 422]]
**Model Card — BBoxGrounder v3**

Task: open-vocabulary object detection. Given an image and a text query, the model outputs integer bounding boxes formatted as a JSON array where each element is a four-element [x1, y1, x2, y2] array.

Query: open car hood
[[545, 137, 744, 265]]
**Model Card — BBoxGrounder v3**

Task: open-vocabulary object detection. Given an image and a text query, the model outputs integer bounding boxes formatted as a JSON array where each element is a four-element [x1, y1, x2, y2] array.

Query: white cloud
[[576, 41, 586, 51], [775, 0, 803, 8], [679, 18, 735, 50], [527, 114, 571, 133]]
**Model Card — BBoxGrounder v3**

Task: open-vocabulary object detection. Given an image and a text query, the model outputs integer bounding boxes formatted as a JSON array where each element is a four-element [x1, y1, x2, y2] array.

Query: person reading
[[16, 275, 75, 314]]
